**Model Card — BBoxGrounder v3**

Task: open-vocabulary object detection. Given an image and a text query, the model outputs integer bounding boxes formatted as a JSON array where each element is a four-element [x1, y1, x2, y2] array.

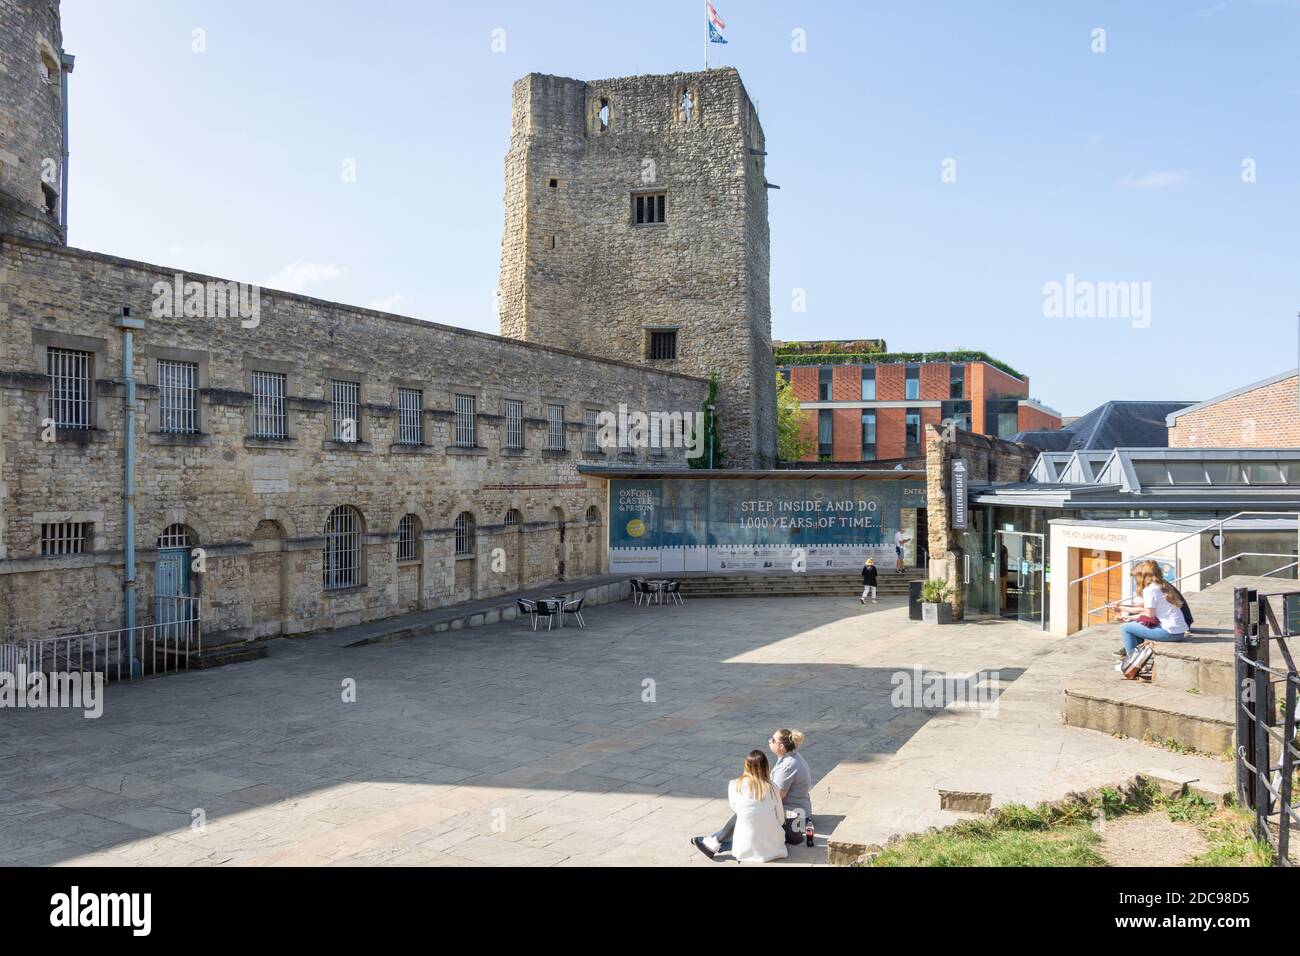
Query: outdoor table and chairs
[[631, 578, 684, 606]]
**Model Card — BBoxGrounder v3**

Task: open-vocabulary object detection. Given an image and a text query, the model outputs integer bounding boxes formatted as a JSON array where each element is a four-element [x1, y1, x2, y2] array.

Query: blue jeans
[[1120, 622, 1184, 654]]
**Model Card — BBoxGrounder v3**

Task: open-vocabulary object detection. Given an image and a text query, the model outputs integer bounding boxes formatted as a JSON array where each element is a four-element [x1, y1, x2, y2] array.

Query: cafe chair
[[563, 595, 586, 628]]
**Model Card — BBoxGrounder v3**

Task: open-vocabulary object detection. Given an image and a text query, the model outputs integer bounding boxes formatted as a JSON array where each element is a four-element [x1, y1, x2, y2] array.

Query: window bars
[[397, 388, 423, 445], [454, 394, 477, 447], [323, 506, 362, 589], [634, 192, 666, 225], [47, 347, 93, 429], [331, 380, 360, 442], [454, 512, 474, 556], [584, 409, 600, 451], [157, 524, 192, 549], [397, 514, 419, 562], [504, 509, 522, 528], [158, 359, 198, 434], [504, 399, 523, 449], [252, 370, 287, 438], [40, 521, 90, 556], [546, 404, 565, 450]]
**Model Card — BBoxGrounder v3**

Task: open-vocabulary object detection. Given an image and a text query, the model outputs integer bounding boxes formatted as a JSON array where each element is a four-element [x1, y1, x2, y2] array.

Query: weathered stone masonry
[[0, 236, 708, 642], [498, 69, 778, 468]]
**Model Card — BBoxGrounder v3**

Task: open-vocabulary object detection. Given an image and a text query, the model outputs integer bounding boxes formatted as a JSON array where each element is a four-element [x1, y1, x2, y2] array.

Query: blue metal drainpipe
[[114, 306, 144, 676]]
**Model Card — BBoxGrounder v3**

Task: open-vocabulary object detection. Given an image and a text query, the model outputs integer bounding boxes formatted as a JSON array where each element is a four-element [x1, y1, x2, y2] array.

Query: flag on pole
[[707, 1, 727, 44]]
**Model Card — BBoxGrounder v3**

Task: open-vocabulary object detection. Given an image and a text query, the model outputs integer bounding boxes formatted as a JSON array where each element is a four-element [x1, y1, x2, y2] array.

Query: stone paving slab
[[0, 594, 1230, 867]]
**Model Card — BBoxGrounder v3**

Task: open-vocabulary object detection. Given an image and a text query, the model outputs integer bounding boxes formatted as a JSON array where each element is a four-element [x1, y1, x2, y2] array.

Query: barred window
[[323, 506, 363, 590], [546, 404, 565, 450], [331, 380, 360, 442], [454, 511, 475, 556], [158, 359, 198, 434], [397, 513, 420, 563], [583, 409, 600, 450], [648, 330, 677, 360], [634, 192, 667, 225], [454, 394, 477, 447], [504, 509, 522, 528], [503, 399, 523, 450], [47, 347, 93, 429], [41, 521, 90, 556], [252, 371, 287, 438], [157, 524, 192, 549], [397, 388, 423, 445]]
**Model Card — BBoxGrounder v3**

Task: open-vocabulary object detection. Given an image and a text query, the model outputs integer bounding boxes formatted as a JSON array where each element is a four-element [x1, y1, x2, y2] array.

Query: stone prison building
[[0, 0, 778, 644]]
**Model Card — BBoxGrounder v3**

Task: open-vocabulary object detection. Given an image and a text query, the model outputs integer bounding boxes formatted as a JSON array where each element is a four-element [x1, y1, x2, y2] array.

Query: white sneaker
[[703, 836, 722, 853]]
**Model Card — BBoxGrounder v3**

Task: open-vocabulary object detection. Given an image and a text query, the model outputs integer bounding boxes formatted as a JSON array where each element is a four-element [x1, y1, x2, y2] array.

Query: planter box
[[921, 602, 953, 625]]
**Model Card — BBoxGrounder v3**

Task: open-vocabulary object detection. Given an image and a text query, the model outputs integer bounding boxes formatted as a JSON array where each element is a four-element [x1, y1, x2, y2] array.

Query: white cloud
[[260, 260, 345, 294], [368, 293, 413, 314], [1118, 170, 1191, 190]]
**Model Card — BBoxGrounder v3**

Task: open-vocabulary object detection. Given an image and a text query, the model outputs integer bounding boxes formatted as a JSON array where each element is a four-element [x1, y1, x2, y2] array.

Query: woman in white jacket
[[725, 750, 788, 863]]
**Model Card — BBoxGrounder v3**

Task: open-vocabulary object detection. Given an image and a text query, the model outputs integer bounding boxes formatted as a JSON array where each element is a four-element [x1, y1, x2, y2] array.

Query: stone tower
[[0, 0, 71, 245], [498, 69, 777, 468]]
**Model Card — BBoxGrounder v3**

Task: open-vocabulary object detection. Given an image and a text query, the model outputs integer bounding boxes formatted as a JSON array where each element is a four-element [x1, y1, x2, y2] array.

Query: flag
[[707, 1, 727, 44]]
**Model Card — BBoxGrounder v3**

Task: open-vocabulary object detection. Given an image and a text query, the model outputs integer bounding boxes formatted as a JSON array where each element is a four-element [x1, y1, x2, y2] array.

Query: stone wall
[[497, 68, 777, 468], [0, 0, 66, 245], [0, 236, 708, 642], [924, 424, 1038, 618]]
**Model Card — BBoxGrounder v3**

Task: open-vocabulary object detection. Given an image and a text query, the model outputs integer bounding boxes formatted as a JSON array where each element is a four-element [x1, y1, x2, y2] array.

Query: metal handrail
[[1084, 551, 1299, 619], [1068, 510, 1300, 589]]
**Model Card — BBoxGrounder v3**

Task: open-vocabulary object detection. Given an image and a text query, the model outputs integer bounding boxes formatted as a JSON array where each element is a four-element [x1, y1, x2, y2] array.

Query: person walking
[[860, 558, 879, 604]]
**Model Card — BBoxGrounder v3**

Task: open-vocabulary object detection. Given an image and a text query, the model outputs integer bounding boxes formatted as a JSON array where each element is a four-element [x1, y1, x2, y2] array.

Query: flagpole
[[704, 0, 709, 69]]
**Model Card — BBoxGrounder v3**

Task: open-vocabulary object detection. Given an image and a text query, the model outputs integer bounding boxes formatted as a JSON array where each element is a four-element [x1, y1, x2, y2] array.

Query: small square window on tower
[[544, 235, 556, 250], [633, 192, 667, 226], [548, 177, 559, 188], [648, 329, 678, 360]]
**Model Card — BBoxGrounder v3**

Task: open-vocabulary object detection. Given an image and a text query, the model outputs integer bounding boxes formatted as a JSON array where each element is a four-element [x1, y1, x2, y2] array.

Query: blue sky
[[61, 0, 1300, 415]]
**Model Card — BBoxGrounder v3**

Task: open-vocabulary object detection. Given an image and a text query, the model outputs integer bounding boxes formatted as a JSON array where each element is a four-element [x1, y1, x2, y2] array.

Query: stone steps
[[676, 571, 924, 599], [189, 642, 270, 670], [1063, 675, 1235, 755]]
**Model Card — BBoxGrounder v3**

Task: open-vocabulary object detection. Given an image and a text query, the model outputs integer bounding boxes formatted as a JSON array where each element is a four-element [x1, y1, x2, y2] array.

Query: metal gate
[[1234, 586, 1300, 866]]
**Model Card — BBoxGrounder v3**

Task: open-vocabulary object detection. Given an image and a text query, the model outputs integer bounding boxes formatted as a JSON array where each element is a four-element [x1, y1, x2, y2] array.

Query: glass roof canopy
[[1027, 448, 1300, 494]]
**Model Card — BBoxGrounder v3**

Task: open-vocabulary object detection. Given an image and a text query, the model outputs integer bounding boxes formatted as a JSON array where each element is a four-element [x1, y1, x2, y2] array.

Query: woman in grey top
[[769, 728, 812, 824]]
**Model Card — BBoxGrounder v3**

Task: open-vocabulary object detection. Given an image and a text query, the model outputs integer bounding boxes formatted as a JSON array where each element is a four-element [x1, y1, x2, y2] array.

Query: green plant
[[774, 371, 813, 462], [688, 374, 723, 469], [919, 579, 953, 603], [772, 349, 1025, 381]]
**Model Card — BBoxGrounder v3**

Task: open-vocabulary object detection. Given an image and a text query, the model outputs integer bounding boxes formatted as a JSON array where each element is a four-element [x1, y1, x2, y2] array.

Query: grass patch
[[868, 781, 1274, 867]]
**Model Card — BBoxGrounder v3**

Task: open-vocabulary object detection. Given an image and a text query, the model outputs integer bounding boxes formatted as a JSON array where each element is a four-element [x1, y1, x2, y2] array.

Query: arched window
[[504, 509, 522, 528], [551, 506, 566, 543], [397, 514, 421, 563], [157, 524, 194, 549], [324, 506, 364, 590], [585, 506, 600, 523], [454, 512, 475, 556]]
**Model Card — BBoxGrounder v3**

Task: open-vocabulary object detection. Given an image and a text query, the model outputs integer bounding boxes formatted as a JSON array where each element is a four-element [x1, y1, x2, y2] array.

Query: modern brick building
[[1167, 369, 1300, 448], [775, 342, 1061, 463]]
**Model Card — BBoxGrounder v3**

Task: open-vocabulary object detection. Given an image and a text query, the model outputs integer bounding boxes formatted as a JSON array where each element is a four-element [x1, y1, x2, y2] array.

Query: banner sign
[[951, 459, 968, 530], [610, 478, 926, 574]]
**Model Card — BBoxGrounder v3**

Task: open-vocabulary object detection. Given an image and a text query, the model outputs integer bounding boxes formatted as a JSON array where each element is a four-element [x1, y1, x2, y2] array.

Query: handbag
[[1137, 615, 1160, 629], [783, 810, 806, 845]]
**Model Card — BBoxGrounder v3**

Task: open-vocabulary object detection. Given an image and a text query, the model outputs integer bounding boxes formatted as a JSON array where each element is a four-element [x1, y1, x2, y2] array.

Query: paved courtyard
[[0, 595, 1228, 866]]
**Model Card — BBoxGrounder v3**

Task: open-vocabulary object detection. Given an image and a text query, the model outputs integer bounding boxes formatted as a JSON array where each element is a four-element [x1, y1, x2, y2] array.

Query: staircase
[[676, 568, 926, 599], [1063, 575, 1300, 755]]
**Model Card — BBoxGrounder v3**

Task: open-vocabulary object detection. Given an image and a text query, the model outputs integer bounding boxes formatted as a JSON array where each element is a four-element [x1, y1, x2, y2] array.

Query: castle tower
[[0, 0, 72, 245], [498, 69, 777, 468]]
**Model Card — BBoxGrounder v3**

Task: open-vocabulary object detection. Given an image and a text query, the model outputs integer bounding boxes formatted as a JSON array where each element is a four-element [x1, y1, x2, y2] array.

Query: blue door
[[156, 549, 191, 634]]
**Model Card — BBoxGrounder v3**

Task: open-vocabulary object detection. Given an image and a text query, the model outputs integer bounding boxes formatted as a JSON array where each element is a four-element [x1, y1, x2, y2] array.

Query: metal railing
[[1234, 587, 1300, 866], [2, 596, 201, 683], [1071, 510, 1300, 591], [1085, 550, 1300, 621]]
